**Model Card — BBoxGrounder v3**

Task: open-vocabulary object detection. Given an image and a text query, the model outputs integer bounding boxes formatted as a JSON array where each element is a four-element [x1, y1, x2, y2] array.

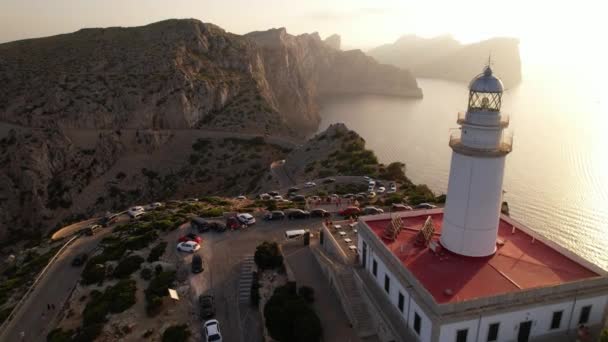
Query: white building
[[350, 67, 608, 342]]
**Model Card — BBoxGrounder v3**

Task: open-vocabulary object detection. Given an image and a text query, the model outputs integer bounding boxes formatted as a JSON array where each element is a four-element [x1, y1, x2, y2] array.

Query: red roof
[[365, 213, 599, 304]]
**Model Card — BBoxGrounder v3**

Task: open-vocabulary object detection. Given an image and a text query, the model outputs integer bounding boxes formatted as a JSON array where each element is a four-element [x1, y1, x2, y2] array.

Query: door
[[518, 321, 532, 342]]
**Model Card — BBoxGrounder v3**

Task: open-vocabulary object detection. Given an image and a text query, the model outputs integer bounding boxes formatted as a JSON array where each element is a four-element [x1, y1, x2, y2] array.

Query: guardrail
[[0, 235, 80, 336]]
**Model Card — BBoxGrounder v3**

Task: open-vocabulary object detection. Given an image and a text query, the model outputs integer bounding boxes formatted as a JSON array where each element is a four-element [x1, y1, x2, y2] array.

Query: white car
[[368, 186, 375, 193], [237, 213, 256, 225], [203, 319, 223, 342], [273, 195, 284, 201], [389, 183, 397, 191], [386, 188, 397, 194], [177, 241, 200, 253], [258, 193, 271, 200], [377, 186, 386, 193], [127, 206, 145, 218], [236, 195, 247, 200], [368, 180, 376, 186], [363, 176, 371, 181], [304, 181, 316, 188], [150, 202, 163, 208]]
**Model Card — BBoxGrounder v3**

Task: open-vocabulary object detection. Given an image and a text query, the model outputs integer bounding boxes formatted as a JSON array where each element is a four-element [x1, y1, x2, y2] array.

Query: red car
[[339, 206, 361, 217], [179, 233, 202, 244], [226, 217, 242, 230]]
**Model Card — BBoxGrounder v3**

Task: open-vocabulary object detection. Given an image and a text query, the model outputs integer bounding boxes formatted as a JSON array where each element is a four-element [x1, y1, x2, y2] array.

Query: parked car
[[192, 254, 204, 273], [236, 195, 247, 200], [208, 221, 226, 232], [150, 202, 163, 209], [377, 186, 386, 193], [179, 233, 202, 244], [191, 217, 209, 232], [273, 195, 284, 201], [186, 198, 199, 203], [304, 181, 316, 188], [237, 213, 256, 225], [363, 206, 384, 215], [363, 176, 371, 181], [291, 195, 306, 202], [389, 183, 397, 192], [226, 217, 241, 230], [199, 295, 216, 319], [99, 213, 119, 227], [127, 206, 145, 218], [177, 241, 200, 253], [264, 211, 286, 221], [323, 178, 336, 184], [267, 191, 280, 197], [71, 253, 88, 266], [288, 187, 300, 193], [342, 193, 355, 199], [339, 206, 361, 217], [310, 208, 330, 218], [367, 192, 376, 199], [287, 209, 311, 219], [367, 186, 375, 192], [203, 319, 223, 342], [415, 203, 437, 209], [258, 193, 272, 200], [368, 180, 376, 186], [81, 224, 102, 236], [330, 194, 339, 199], [392, 203, 413, 211]]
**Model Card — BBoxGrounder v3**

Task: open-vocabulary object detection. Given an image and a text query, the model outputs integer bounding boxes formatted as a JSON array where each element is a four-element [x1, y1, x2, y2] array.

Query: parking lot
[[173, 215, 326, 342]]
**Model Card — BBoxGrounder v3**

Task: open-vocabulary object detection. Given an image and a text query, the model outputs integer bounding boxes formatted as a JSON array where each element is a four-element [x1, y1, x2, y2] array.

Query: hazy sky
[[1, 0, 607, 65]]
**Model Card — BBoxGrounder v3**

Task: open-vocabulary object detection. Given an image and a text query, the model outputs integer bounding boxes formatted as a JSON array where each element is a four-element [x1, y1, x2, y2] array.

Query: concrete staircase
[[311, 246, 378, 339]]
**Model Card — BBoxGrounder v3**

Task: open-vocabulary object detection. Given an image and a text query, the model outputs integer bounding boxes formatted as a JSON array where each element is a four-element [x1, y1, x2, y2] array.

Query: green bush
[[140, 267, 152, 280], [298, 286, 315, 303], [162, 325, 190, 342], [406, 184, 436, 205], [82, 279, 136, 326], [254, 242, 283, 270], [125, 230, 158, 250], [47, 328, 74, 342], [145, 271, 176, 317], [113, 255, 144, 278], [72, 323, 104, 342], [147, 241, 168, 262], [264, 285, 322, 342], [81, 256, 107, 285], [200, 207, 224, 217]]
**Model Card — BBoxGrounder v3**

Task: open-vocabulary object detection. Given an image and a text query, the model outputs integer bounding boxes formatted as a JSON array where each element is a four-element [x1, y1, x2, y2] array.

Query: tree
[[385, 162, 407, 181], [254, 241, 283, 270], [601, 329, 608, 342], [162, 325, 190, 342], [264, 286, 322, 342]]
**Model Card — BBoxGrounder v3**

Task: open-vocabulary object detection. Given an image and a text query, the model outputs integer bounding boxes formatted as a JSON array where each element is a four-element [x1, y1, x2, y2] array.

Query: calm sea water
[[318, 64, 608, 270]]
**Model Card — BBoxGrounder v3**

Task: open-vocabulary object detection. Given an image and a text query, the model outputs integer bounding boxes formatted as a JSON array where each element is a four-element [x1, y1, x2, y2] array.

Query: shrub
[[162, 324, 190, 342], [140, 267, 152, 280], [385, 162, 407, 181], [113, 255, 144, 278], [82, 279, 136, 326], [125, 230, 158, 250], [47, 328, 74, 342], [200, 207, 224, 217], [264, 285, 322, 342], [254, 242, 283, 270], [145, 271, 176, 317], [147, 241, 168, 262], [81, 256, 107, 285], [298, 286, 315, 303]]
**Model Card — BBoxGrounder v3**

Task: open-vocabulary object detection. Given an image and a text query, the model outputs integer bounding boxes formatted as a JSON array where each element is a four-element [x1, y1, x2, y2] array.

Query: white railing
[[457, 111, 510, 128], [449, 131, 513, 156]]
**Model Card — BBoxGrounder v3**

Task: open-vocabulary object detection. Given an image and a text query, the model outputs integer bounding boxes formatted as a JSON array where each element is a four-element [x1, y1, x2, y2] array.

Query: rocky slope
[[0, 19, 423, 243], [369, 35, 522, 88]]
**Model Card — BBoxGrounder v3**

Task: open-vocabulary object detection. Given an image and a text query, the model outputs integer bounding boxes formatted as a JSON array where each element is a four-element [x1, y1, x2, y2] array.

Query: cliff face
[[0, 19, 422, 242], [246, 28, 422, 131], [369, 35, 522, 88]]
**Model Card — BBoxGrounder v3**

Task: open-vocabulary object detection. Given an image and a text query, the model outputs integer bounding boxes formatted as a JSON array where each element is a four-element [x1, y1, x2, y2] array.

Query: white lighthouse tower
[[440, 65, 513, 257]]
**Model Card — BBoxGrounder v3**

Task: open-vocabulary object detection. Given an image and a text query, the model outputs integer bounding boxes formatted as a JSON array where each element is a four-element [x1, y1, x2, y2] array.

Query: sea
[[318, 63, 608, 270]]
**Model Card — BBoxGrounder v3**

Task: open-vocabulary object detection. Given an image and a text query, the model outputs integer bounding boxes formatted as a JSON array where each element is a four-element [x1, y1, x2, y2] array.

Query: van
[[285, 229, 309, 240], [192, 254, 204, 273]]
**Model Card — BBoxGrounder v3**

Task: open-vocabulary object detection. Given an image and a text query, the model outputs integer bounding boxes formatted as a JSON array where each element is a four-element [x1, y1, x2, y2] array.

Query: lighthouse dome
[[469, 66, 504, 93]]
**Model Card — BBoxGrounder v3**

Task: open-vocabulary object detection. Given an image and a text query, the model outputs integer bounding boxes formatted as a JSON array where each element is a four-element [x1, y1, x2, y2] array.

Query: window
[[579, 305, 592, 325], [550, 311, 563, 330], [372, 259, 378, 277], [487, 322, 499, 342], [384, 274, 390, 293], [456, 329, 468, 342], [398, 292, 405, 313], [413, 312, 421, 335]]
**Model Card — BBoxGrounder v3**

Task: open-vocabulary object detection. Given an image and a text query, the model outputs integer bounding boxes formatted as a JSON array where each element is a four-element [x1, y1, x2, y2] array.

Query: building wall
[[359, 233, 608, 342]]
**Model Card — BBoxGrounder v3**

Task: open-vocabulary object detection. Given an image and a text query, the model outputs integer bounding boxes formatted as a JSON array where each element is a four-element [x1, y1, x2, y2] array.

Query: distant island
[[369, 35, 522, 88]]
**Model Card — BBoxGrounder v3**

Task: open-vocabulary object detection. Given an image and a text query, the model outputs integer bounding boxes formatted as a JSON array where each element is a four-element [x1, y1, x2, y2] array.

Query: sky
[[1, 0, 607, 65]]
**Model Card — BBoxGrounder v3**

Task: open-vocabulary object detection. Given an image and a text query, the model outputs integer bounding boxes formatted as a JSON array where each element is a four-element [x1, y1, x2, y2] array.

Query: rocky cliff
[[369, 35, 522, 88], [0, 19, 422, 243]]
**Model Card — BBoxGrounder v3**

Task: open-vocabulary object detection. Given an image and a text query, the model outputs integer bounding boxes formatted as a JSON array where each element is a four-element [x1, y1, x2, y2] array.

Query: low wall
[[319, 223, 350, 264]]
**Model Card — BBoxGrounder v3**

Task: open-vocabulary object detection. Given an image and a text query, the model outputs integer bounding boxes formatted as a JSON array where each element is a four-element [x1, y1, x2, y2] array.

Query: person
[[47, 304, 51, 310], [19, 331, 25, 341]]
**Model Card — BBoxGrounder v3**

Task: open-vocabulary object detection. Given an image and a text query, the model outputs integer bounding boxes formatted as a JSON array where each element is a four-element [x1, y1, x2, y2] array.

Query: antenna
[[487, 52, 493, 67]]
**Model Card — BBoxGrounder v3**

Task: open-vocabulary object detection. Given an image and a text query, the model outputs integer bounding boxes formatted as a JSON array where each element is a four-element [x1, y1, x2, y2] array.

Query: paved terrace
[[364, 212, 600, 304]]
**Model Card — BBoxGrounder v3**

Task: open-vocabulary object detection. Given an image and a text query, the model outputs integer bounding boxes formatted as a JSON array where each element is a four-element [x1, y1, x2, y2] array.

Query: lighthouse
[[440, 65, 513, 257]]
